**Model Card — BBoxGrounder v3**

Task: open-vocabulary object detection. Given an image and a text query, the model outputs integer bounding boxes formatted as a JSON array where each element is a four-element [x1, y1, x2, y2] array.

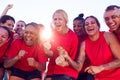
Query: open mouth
[[87, 28, 94, 32], [56, 25, 61, 27], [24, 38, 33, 46]]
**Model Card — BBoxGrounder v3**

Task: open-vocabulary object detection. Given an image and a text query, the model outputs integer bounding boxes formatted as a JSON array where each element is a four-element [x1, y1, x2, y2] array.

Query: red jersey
[[85, 32, 120, 80], [47, 29, 79, 78], [6, 39, 48, 71]]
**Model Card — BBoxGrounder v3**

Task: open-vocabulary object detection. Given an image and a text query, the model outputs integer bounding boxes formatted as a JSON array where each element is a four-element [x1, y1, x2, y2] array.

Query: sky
[[0, 0, 119, 31]]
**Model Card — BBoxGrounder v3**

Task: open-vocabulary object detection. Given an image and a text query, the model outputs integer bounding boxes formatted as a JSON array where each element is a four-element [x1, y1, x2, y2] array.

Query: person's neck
[[114, 26, 120, 34], [89, 32, 100, 41], [59, 27, 69, 34]]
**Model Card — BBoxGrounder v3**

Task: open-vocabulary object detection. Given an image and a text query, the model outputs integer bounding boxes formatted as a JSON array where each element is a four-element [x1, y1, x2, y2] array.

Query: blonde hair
[[52, 9, 68, 23]]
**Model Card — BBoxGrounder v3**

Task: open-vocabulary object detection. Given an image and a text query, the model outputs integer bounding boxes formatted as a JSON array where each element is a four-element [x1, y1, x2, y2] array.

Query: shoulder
[[69, 29, 77, 37], [104, 31, 116, 39], [12, 39, 23, 45], [104, 31, 118, 44]]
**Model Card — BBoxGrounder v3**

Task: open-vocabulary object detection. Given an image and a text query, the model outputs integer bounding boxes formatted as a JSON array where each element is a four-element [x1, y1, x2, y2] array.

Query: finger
[[84, 67, 90, 72], [89, 69, 95, 75]]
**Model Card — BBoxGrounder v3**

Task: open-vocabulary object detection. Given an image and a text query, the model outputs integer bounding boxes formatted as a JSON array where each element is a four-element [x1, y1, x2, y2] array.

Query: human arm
[[63, 41, 86, 71], [102, 32, 120, 69], [27, 58, 46, 72], [43, 41, 54, 57], [54, 46, 69, 67], [4, 50, 26, 68], [1, 4, 13, 17], [85, 32, 120, 75], [44, 47, 54, 57]]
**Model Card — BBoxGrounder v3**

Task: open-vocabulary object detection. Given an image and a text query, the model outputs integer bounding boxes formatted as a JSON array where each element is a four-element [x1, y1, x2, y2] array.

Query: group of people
[[0, 4, 120, 80]]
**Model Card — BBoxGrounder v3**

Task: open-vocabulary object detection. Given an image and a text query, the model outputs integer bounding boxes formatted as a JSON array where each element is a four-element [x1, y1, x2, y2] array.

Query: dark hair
[[0, 15, 15, 24], [0, 26, 11, 38], [105, 5, 120, 11], [73, 13, 84, 23], [84, 16, 100, 27]]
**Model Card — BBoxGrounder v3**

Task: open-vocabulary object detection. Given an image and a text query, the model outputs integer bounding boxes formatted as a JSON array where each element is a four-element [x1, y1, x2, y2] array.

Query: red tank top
[[85, 32, 120, 80]]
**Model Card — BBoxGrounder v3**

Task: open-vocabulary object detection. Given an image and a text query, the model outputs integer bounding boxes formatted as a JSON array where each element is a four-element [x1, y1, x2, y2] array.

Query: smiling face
[[0, 28, 9, 47], [53, 13, 67, 33], [104, 9, 120, 32], [52, 10, 68, 34], [15, 21, 26, 34], [1, 20, 15, 31], [85, 17, 99, 36], [23, 25, 38, 46], [73, 20, 83, 36]]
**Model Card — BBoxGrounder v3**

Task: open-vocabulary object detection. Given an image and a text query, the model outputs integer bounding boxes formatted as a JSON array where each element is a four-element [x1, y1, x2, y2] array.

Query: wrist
[[14, 56, 19, 60], [35, 61, 39, 68], [99, 65, 105, 71], [66, 56, 72, 65]]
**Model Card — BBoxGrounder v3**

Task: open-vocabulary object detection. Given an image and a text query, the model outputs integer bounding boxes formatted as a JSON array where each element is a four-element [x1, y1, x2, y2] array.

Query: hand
[[62, 51, 69, 59], [55, 55, 69, 67], [13, 33, 20, 40], [43, 41, 51, 50], [17, 50, 27, 59], [27, 58, 36, 67], [57, 46, 67, 55], [85, 65, 104, 75], [6, 4, 13, 10]]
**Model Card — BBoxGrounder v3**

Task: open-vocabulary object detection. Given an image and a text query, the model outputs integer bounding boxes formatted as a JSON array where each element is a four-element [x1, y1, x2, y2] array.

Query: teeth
[[26, 38, 32, 41], [88, 29, 94, 31], [109, 23, 115, 27], [110, 24, 115, 27], [56, 25, 61, 27]]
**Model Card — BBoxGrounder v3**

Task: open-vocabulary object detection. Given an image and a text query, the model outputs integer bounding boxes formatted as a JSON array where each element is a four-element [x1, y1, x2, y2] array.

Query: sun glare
[[41, 28, 52, 41]]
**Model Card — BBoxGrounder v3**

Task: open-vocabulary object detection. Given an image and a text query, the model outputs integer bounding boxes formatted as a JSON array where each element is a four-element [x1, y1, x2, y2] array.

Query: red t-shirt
[[0, 42, 9, 62], [47, 29, 79, 78], [0, 31, 14, 62], [85, 32, 120, 80], [6, 39, 48, 71]]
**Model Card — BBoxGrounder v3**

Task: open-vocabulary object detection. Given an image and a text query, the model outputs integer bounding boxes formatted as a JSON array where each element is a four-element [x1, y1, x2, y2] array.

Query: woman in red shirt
[[45, 9, 79, 80], [73, 14, 94, 80], [60, 16, 120, 80], [4, 22, 48, 80], [0, 26, 11, 80], [83, 16, 120, 80], [104, 5, 120, 41]]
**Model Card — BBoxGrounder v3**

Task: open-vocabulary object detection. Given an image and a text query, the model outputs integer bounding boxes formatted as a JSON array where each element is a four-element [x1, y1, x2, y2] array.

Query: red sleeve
[[6, 39, 22, 58]]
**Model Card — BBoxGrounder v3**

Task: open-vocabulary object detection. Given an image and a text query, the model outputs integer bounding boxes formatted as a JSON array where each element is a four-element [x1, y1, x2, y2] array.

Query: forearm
[[66, 56, 82, 71], [4, 56, 19, 68], [1, 8, 9, 17], [35, 62, 46, 72], [45, 50, 54, 58], [1, 4, 13, 17], [101, 59, 120, 70]]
